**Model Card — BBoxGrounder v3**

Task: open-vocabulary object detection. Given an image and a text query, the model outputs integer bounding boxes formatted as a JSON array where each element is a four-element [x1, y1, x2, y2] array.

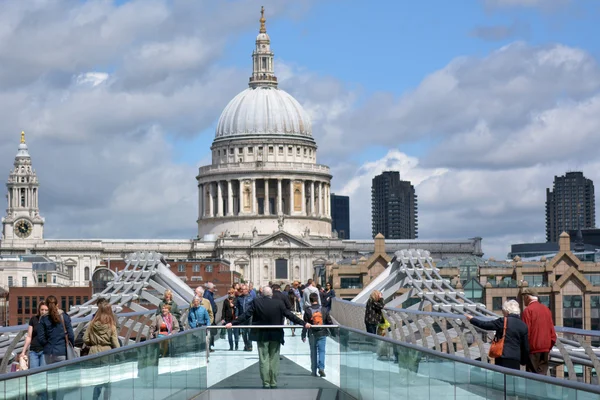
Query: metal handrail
[[206, 325, 339, 329]]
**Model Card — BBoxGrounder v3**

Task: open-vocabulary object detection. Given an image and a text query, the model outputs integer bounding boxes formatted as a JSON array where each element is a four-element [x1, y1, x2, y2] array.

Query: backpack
[[310, 307, 324, 326]]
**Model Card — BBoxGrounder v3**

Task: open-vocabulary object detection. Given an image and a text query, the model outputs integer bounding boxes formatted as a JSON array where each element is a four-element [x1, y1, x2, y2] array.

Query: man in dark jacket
[[521, 287, 557, 375], [204, 282, 218, 351], [272, 284, 292, 312], [302, 292, 336, 377], [227, 286, 309, 389], [236, 284, 254, 351]]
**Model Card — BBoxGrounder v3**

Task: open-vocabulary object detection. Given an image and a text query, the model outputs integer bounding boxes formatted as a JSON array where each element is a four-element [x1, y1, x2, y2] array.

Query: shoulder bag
[[61, 315, 79, 360], [488, 317, 507, 359]]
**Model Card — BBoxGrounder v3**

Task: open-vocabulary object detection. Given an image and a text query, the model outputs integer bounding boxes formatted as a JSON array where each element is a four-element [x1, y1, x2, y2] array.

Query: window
[[238, 147, 243, 154], [288, 146, 293, 155], [522, 275, 547, 287], [178, 264, 186, 272], [191, 276, 204, 281], [76, 296, 81, 305], [83, 296, 89, 303], [25, 297, 30, 314], [22, 276, 27, 287], [84, 267, 90, 281], [17, 297, 23, 314], [297, 147, 301, 155], [217, 150, 220, 156], [340, 277, 362, 289], [269, 146, 274, 154], [563, 295, 583, 329], [229, 148, 234, 155], [32, 297, 37, 313], [193, 264, 200, 272], [8, 276, 13, 287], [585, 274, 600, 286], [205, 265, 213, 273], [248, 147, 253, 154], [61, 297, 67, 311], [279, 146, 283, 154], [492, 297, 503, 310], [539, 295, 551, 309], [275, 259, 288, 279], [258, 146, 263, 153], [304, 148, 307, 156], [18, 318, 22, 325], [69, 296, 74, 310], [52, 275, 57, 284]]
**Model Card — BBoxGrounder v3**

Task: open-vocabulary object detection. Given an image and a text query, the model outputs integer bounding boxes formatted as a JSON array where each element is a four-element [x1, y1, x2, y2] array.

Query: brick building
[[8, 286, 92, 326], [102, 258, 241, 295]]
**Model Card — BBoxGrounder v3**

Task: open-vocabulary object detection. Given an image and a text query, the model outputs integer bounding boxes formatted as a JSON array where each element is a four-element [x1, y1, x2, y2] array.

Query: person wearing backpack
[[302, 292, 335, 378]]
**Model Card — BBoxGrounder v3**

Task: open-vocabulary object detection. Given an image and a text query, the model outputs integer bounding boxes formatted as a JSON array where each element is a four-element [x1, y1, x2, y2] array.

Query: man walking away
[[203, 284, 218, 352], [272, 284, 292, 319], [302, 293, 335, 377], [235, 284, 254, 351], [521, 288, 557, 375], [302, 279, 321, 309], [227, 286, 309, 389]]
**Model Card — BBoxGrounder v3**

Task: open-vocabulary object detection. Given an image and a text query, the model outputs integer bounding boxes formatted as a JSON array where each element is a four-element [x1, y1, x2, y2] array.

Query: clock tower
[[1, 132, 44, 243]]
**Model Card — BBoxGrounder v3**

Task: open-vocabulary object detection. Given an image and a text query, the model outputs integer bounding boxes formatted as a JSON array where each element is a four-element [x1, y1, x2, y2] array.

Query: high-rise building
[[331, 194, 350, 239], [546, 171, 595, 243], [371, 171, 418, 239]]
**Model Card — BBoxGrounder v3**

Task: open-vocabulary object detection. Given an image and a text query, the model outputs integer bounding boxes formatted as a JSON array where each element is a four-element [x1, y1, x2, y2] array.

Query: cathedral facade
[[0, 10, 483, 287]]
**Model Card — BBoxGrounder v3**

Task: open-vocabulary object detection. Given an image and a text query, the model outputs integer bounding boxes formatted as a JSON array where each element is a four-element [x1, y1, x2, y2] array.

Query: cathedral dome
[[215, 87, 312, 139]]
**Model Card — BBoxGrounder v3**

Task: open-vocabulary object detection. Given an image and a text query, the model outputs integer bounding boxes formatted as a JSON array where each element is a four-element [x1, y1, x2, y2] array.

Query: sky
[[0, 0, 599, 259]]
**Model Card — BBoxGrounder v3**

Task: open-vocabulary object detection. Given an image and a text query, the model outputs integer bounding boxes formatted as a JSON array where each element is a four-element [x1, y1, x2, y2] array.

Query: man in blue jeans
[[302, 293, 335, 377]]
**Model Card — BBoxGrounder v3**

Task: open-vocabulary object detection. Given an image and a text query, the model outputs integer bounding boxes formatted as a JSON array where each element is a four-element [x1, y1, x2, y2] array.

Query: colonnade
[[198, 178, 331, 219], [8, 187, 38, 209]]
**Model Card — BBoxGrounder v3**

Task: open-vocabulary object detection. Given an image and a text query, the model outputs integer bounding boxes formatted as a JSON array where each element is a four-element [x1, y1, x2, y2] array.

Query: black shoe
[[311, 372, 317, 377], [210, 349, 215, 353], [235, 343, 239, 350], [318, 369, 326, 377], [229, 347, 233, 351]]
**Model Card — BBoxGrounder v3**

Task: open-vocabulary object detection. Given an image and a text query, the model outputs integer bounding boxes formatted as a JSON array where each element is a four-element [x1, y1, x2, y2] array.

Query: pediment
[[63, 258, 78, 266], [251, 231, 312, 249], [548, 251, 581, 272], [554, 267, 592, 291]]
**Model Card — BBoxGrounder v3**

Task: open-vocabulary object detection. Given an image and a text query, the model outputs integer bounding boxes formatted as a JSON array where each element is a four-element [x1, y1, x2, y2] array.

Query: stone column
[[277, 178, 282, 215], [318, 182, 323, 217], [288, 179, 294, 215], [217, 181, 223, 216], [208, 182, 214, 217], [264, 178, 270, 215], [227, 180, 233, 216], [252, 179, 257, 215], [310, 181, 315, 216], [198, 184, 203, 219], [326, 184, 330, 217], [300, 180, 306, 215]]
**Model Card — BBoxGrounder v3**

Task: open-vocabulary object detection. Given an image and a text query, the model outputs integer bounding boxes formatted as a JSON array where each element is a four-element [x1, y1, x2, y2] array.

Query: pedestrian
[[302, 279, 321, 309], [364, 290, 384, 334], [226, 286, 310, 389], [323, 283, 336, 312], [466, 300, 530, 370], [84, 301, 120, 400], [188, 296, 210, 328], [21, 301, 48, 369], [248, 282, 257, 299], [151, 304, 180, 357], [288, 290, 302, 337], [204, 282, 219, 352], [521, 288, 557, 375], [38, 295, 75, 365], [194, 286, 214, 325], [157, 290, 182, 331], [302, 292, 335, 377], [236, 284, 254, 351], [220, 289, 240, 350]]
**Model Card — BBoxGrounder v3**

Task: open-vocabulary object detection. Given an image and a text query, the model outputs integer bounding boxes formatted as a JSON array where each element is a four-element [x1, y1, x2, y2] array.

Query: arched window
[[294, 266, 300, 280], [84, 267, 90, 281], [263, 265, 269, 280]]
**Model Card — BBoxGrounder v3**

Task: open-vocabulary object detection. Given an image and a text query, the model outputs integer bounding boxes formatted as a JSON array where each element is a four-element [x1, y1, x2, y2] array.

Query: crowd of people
[[13, 278, 558, 391]]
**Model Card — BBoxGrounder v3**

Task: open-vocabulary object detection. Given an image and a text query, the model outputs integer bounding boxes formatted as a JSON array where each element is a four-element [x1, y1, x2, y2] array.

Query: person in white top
[[302, 279, 321, 309]]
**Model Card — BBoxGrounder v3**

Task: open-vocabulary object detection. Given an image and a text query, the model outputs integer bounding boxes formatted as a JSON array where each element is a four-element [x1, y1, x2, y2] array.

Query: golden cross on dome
[[20, 131, 25, 144], [259, 6, 266, 33]]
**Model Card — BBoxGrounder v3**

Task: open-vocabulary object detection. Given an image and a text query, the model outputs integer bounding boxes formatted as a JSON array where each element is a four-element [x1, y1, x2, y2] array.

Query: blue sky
[[174, 0, 600, 167]]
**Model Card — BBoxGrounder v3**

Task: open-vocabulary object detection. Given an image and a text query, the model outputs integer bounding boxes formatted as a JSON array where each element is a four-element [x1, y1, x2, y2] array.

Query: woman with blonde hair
[[364, 290, 384, 334], [84, 302, 120, 400], [157, 289, 181, 332]]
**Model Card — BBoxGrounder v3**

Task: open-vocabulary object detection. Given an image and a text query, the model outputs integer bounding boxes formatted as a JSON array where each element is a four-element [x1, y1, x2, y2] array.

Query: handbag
[[488, 317, 507, 359], [61, 315, 79, 360]]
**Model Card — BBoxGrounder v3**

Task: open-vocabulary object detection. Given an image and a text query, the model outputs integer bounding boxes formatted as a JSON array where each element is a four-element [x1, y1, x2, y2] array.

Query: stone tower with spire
[[2, 132, 44, 243]]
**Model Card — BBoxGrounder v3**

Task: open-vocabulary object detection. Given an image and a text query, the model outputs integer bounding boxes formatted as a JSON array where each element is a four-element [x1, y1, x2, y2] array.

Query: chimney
[[559, 232, 570, 252]]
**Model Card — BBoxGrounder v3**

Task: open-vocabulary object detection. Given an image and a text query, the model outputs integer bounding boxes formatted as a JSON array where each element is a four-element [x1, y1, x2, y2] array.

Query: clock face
[[15, 220, 32, 238]]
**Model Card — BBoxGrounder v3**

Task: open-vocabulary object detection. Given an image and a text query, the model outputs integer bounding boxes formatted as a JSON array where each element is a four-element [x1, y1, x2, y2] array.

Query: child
[[10, 353, 28, 372], [302, 292, 335, 377]]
